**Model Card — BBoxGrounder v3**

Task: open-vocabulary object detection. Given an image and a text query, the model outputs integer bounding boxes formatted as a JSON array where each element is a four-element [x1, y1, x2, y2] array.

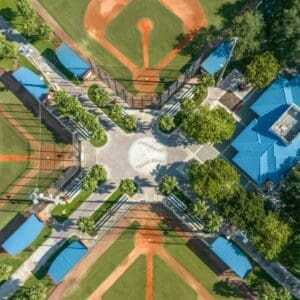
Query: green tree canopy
[[119, 179, 137, 196], [14, 283, 47, 300], [259, 282, 292, 300], [78, 216, 95, 234], [122, 115, 137, 132], [159, 114, 176, 133], [88, 84, 109, 108], [0, 34, 17, 59], [203, 211, 223, 233], [253, 211, 292, 260], [192, 198, 209, 218], [0, 264, 10, 281], [159, 175, 179, 196], [245, 52, 280, 88], [189, 158, 240, 203], [181, 105, 235, 144], [229, 11, 265, 60]]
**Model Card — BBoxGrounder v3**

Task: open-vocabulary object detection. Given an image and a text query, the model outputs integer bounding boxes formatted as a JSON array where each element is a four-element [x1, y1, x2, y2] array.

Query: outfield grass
[[103, 255, 147, 300], [105, 0, 184, 68], [64, 223, 140, 300], [161, 223, 241, 300], [154, 255, 197, 300], [0, 226, 52, 286]]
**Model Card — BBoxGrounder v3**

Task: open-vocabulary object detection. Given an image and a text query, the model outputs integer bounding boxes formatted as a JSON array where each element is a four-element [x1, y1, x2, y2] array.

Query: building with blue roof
[[1, 214, 45, 256], [12, 67, 49, 101], [55, 44, 92, 80], [232, 75, 300, 185], [47, 240, 88, 284], [211, 236, 252, 279], [201, 41, 234, 75]]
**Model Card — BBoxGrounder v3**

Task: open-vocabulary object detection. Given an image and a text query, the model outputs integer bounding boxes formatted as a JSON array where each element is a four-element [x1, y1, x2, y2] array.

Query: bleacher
[[64, 171, 85, 201], [162, 193, 203, 233]]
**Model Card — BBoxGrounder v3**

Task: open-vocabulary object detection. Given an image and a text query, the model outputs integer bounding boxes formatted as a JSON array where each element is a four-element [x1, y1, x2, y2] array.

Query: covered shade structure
[[1, 214, 45, 256], [12, 67, 49, 101], [55, 43, 92, 80], [211, 236, 252, 279], [47, 240, 88, 284]]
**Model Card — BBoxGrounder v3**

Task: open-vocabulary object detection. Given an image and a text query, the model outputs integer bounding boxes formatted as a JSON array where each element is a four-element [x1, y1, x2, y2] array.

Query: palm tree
[[192, 198, 208, 218], [78, 216, 95, 233]]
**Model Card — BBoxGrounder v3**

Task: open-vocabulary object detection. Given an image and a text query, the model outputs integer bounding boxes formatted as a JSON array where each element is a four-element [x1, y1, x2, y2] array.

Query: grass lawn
[[161, 223, 241, 300], [0, 226, 52, 285], [103, 255, 147, 300], [51, 189, 93, 222], [64, 223, 140, 300], [105, 0, 184, 68], [154, 255, 197, 300]]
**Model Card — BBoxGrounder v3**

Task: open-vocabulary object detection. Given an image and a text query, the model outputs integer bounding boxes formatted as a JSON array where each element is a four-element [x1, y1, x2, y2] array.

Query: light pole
[[217, 37, 238, 86]]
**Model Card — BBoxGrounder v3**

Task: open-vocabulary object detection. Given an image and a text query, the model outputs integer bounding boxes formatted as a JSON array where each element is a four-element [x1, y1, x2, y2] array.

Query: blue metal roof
[[48, 240, 88, 284], [12, 67, 49, 101], [201, 41, 234, 75], [211, 237, 252, 279], [232, 75, 300, 185], [1, 215, 44, 256], [55, 44, 91, 78]]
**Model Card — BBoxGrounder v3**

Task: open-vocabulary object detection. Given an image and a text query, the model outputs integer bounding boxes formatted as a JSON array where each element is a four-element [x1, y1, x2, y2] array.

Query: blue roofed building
[[201, 41, 234, 75], [211, 236, 253, 279], [12, 67, 49, 101], [47, 240, 88, 284], [232, 75, 300, 185], [1, 214, 45, 256], [55, 43, 92, 80]]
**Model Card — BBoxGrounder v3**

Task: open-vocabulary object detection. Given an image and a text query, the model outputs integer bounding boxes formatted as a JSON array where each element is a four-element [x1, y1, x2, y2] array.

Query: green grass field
[[37, 0, 246, 94], [105, 0, 184, 68], [161, 224, 241, 300], [64, 223, 140, 300], [0, 83, 65, 230], [103, 255, 147, 300], [154, 255, 197, 300]]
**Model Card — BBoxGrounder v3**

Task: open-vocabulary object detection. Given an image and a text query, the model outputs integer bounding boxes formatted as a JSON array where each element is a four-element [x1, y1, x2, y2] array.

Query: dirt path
[[0, 155, 29, 162], [138, 19, 153, 69]]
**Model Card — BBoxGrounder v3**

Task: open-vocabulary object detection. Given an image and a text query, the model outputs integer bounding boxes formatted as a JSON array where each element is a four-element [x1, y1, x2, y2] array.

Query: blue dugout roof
[[12, 67, 49, 101], [201, 41, 234, 75], [1, 215, 44, 256], [55, 43, 91, 78], [211, 237, 252, 279], [232, 75, 300, 184], [48, 240, 88, 284]]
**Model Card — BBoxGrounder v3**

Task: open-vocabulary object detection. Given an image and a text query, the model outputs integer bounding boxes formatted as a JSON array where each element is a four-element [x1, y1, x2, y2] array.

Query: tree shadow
[[0, 8, 17, 23], [213, 280, 241, 297]]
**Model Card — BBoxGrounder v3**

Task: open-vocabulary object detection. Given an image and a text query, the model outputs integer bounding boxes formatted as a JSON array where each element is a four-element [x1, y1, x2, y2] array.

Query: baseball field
[[37, 0, 246, 94], [0, 82, 75, 231], [48, 204, 242, 300]]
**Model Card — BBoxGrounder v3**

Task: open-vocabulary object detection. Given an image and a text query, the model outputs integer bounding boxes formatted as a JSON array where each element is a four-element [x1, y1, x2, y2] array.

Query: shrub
[[159, 176, 179, 196], [159, 114, 176, 133], [122, 115, 138, 132], [119, 179, 137, 196], [88, 84, 109, 108]]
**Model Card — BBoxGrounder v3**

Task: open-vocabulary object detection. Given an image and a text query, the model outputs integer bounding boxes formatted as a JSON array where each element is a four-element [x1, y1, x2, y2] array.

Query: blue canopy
[[55, 43, 91, 78], [1, 215, 45, 256], [12, 67, 49, 101], [48, 240, 88, 284], [211, 237, 252, 279], [201, 41, 234, 75]]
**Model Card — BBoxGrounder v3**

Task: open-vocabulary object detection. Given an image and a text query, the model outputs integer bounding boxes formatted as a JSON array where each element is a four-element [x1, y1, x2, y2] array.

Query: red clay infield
[[85, 0, 208, 96]]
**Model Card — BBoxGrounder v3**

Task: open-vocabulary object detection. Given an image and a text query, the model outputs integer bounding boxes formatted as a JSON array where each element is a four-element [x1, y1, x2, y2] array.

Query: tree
[[246, 52, 280, 88], [192, 198, 209, 218], [268, 0, 300, 67], [189, 158, 241, 203], [0, 34, 17, 59], [159, 175, 179, 196], [90, 164, 107, 183], [201, 74, 215, 88], [82, 176, 98, 192], [159, 114, 176, 133], [78, 216, 95, 234], [14, 283, 47, 300], [259, 282, 292, 300], [0, 264, 10, 281], [123, 115, 137, 131], [219, 191, 266, 236], [36, 23, 52, 40], [110, 105, 123, 121], [280, 163, 300, 228], [229, 11, 265, 60], [182, 105, 235, 144], [119, 179, 137, 195], [21, 17, 38, 37], [88, 84, 109, 108], [16, 0, 35, 19], [203, 211, 223, 233], [253, 212, 292, 260]]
